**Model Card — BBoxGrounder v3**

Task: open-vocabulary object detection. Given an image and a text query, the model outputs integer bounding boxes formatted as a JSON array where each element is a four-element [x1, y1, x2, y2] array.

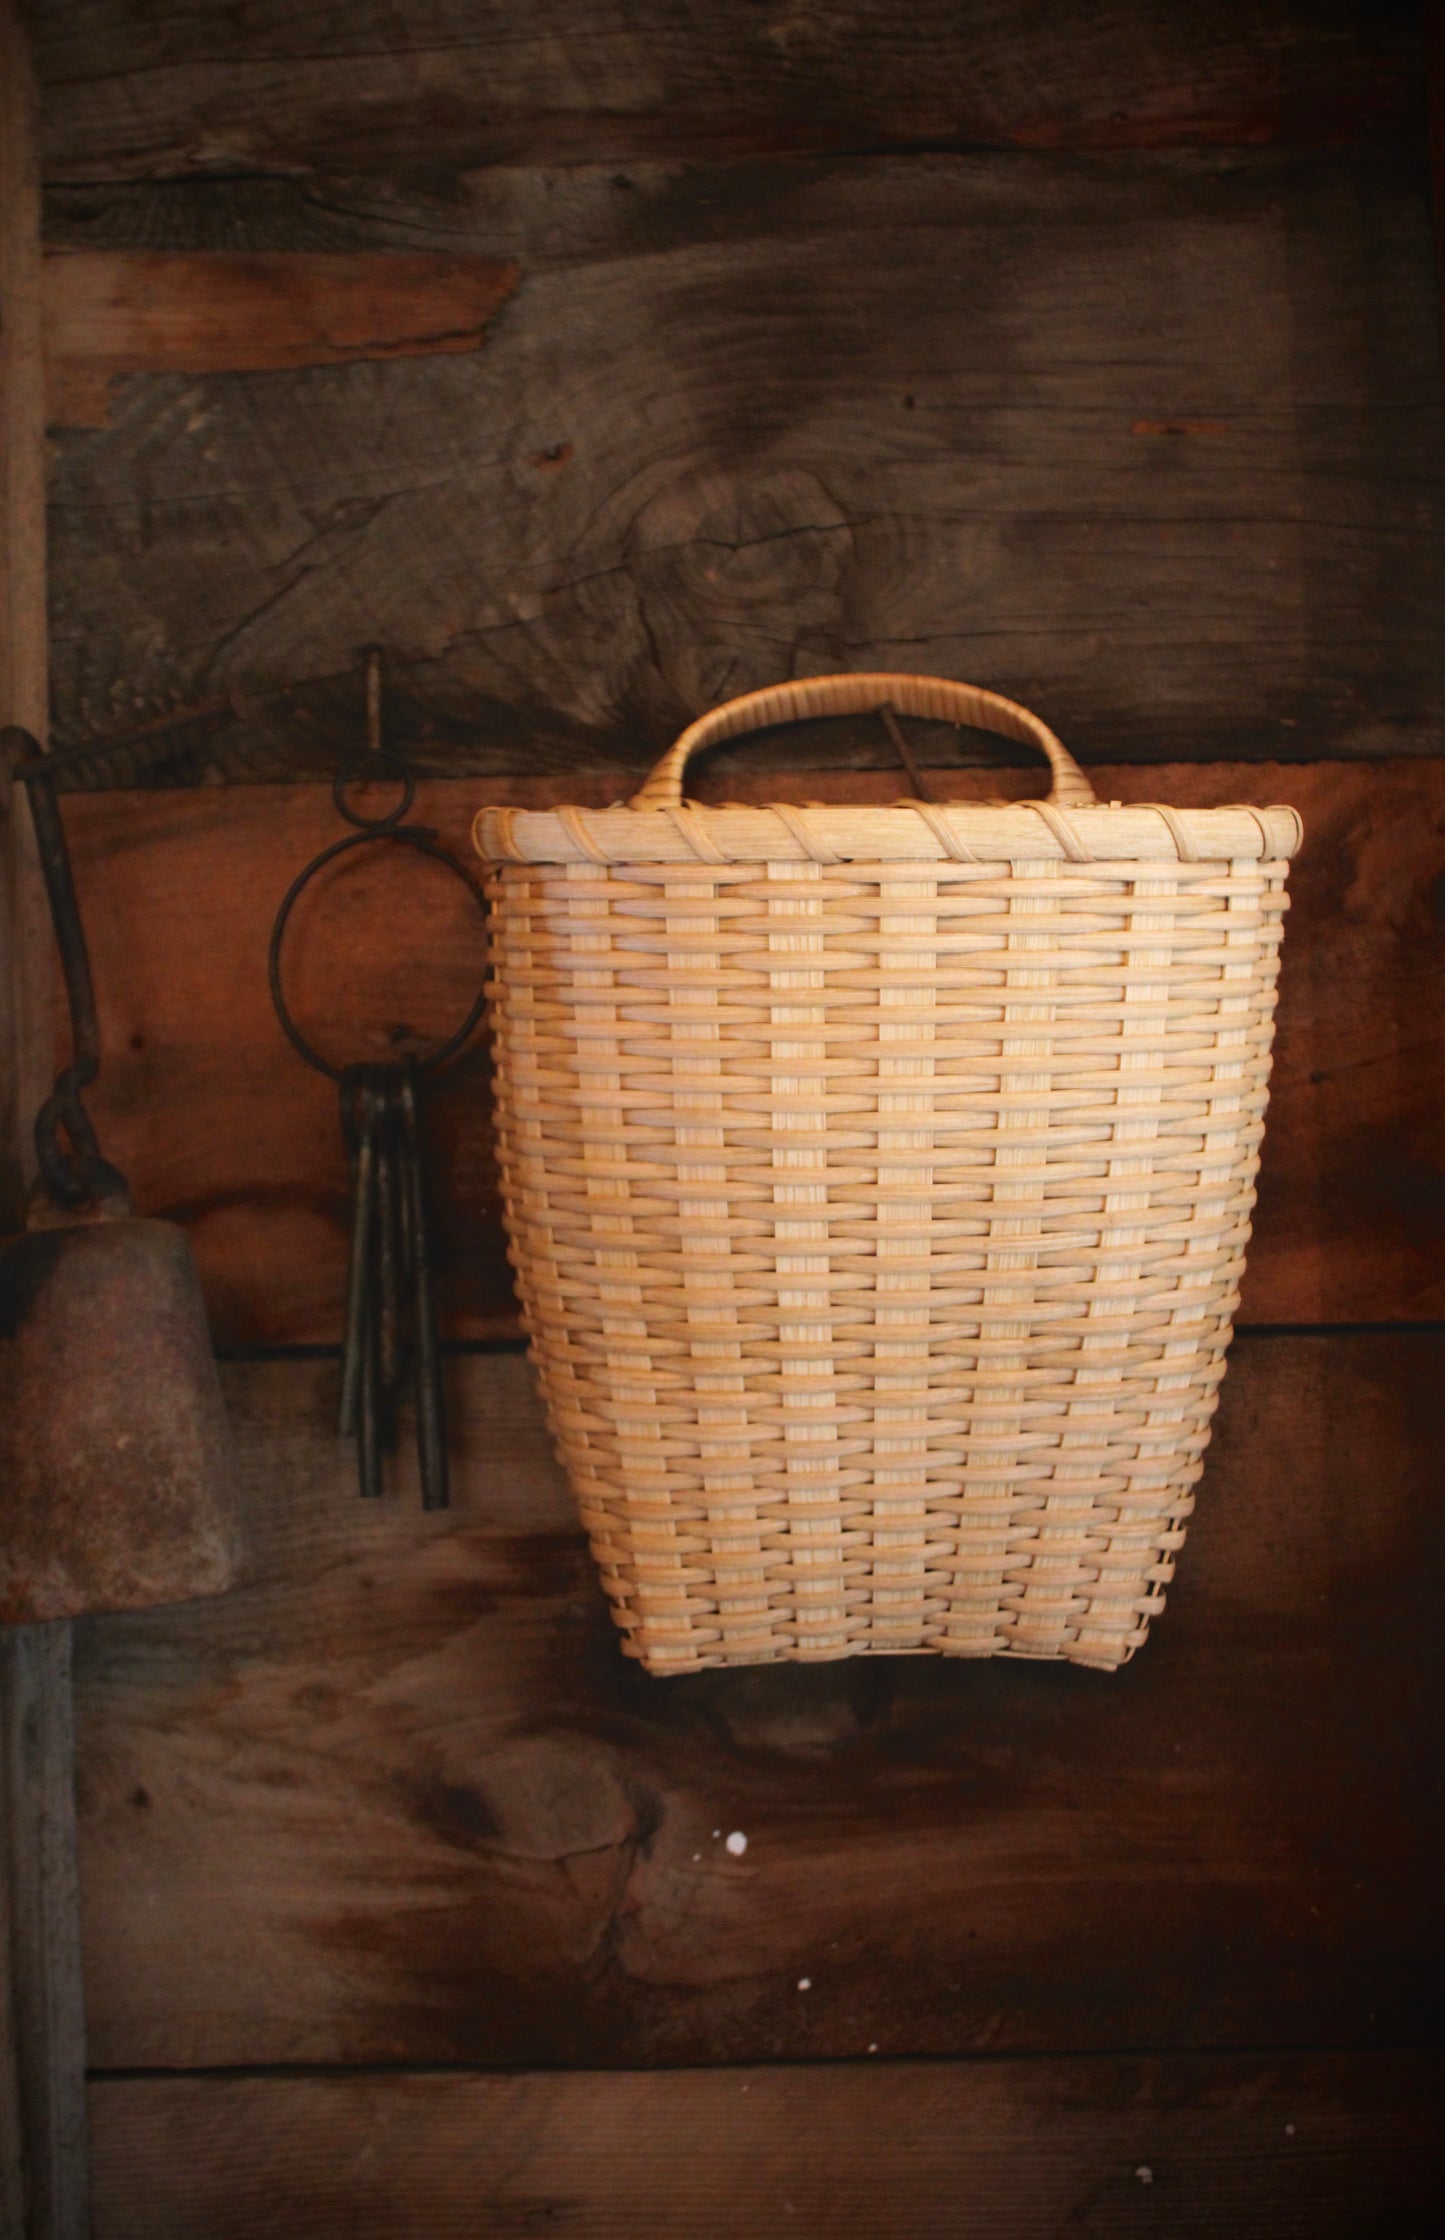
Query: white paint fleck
[[692, 1853, 701, 1862], [867, 2043, 878, 2054], [712, 1828, 721, 1839], [1135, 2167, 1153, 2186], [1285, 2124, 1295, 2137], [796, 1977, 811, 1992], [725, 1829, 748, 1856]]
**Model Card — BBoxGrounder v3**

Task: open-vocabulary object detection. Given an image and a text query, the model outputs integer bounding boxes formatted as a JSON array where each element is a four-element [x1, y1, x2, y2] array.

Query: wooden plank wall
[[86, 2058, 1443, 2240], [74, 1333, 1445, 2071], [19, 1, 1445, 2231], [37, 146, 1445, 776]]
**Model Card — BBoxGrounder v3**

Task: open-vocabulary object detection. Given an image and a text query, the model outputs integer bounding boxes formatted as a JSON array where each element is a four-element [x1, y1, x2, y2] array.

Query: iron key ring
[[267, 822, 488, 1083]]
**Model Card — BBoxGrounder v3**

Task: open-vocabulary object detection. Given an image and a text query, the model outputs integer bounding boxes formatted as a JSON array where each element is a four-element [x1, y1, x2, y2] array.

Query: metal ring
[[332, 748, 416, 830], [268, 825, 488, 1083]]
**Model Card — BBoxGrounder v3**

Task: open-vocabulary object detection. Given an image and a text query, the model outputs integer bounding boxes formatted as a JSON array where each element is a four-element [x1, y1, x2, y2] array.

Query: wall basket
[[474, 674, 1301, 1675]]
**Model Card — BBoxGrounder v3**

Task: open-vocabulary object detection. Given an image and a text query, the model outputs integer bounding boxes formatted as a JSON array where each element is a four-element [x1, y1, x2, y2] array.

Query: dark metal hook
[[331, 648, 416, 829], [268, 649, 487, 1083]]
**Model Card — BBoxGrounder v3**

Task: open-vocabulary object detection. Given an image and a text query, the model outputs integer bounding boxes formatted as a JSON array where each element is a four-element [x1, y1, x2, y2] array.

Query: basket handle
[[627, 672, 1097, 811]]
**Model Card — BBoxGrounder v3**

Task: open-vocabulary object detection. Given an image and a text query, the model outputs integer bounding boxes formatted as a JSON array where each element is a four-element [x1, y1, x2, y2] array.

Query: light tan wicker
[[474, 674, 1301, 1675]]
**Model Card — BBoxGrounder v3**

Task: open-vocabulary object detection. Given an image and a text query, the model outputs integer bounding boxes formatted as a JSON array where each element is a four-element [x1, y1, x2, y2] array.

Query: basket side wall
[[485, 850, 1290, 1675]]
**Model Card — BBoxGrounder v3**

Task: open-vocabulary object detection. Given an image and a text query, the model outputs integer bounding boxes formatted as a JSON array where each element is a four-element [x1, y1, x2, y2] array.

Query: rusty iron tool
[[0, 726, 244, 1625]]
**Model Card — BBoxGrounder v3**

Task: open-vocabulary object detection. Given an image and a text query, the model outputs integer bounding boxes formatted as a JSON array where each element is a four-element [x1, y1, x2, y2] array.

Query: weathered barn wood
[[72, 1331, 1444, 2070], [86, 2052, 1445, 2240], [54, 757, 1445, 1347], [0, 1628, 88, 2240], [42, 251, 520, 428], [34, 1, 1422, 181], [16, 6, 1443, 2227], [42, 151, 1445, 774]]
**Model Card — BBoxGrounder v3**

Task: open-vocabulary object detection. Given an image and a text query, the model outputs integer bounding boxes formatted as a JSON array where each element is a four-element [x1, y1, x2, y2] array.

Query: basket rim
[[473, 797, 1303, 867]]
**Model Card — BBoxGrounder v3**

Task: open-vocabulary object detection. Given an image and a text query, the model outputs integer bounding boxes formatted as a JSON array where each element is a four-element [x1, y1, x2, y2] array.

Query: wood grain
[[43, 151, 1445, 774], [1429, 2, 1445, 400], [86, 2052, 1444, 2240], [72, 1331, 1445, 2069], [35, 1, 1421, 180], [0, 1628, 89, 2240], [54, 758, 1445, 1347], [42, 250, 520, 428]]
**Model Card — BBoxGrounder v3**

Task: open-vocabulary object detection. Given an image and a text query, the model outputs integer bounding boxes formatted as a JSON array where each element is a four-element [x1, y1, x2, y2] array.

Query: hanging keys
[[336, 1061, 451, 1508], [400, 1063, 448, 1512], [338, 1064, 377, 1446], [269, 648, 488, 1512]]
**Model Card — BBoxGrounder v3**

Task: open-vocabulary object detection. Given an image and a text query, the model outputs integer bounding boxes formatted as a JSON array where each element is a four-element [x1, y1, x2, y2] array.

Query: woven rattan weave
[[475, 675, 1301, 1675]]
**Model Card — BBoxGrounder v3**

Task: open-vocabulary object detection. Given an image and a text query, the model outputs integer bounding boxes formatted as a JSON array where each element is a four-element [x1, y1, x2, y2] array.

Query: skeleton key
[[399, 1064, 448, 1510], [338, 1066, 377, 1441]]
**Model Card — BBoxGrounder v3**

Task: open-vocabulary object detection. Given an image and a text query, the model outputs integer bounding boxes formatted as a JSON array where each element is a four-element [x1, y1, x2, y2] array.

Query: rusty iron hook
[[2, 724, 132, 1214]]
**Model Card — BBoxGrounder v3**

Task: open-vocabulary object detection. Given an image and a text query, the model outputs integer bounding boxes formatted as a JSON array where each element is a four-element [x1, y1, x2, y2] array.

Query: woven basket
[[474, 674, 1300, 1675]]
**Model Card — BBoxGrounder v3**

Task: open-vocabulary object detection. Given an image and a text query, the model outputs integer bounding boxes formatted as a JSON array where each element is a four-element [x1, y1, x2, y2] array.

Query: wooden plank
[[52, 757, 1445, 1347], [35, 1, 1421, 181], [1429, 2, 1445, 387], [43, 151, 1445, 773], [0, 0, 50, 1216], [0, 1631, 88, 2240], [0, 16, 47, 756], [72, 1331, 1445, 2069], [1, 4, 91, 2234], [42, 251, 520, 428], [86, 2052, 1444, 2240]]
